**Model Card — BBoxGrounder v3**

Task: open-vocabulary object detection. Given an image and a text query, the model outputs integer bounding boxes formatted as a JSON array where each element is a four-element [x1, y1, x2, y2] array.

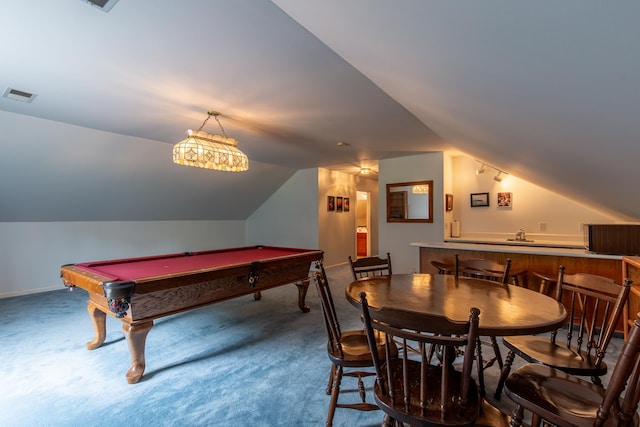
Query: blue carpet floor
[[0, 264, 626, 426]]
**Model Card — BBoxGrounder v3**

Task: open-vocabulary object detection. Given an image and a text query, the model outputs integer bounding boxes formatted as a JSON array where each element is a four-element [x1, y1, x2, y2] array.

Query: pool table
[[60, 245, 324, 383]]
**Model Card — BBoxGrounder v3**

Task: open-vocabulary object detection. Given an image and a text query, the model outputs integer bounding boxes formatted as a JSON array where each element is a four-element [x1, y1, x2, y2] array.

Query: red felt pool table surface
[[61, 245, 324, 384], [73, 246, 316, 281]]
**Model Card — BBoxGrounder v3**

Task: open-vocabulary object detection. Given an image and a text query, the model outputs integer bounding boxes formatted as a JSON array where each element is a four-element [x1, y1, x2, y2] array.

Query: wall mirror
[[386, 180, 433, 223]]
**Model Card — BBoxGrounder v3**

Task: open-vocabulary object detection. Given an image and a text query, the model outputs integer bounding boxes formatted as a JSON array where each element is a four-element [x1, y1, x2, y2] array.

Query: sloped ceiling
[[0, 1, 638, 221]]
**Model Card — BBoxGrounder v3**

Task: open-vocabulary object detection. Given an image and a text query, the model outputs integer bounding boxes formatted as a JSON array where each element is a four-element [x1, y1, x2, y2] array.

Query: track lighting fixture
[[475, 160, 507, 182]]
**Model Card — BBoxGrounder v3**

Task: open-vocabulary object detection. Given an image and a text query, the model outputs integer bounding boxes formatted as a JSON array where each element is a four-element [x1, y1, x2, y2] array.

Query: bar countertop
[[411, 240, 622, 260]]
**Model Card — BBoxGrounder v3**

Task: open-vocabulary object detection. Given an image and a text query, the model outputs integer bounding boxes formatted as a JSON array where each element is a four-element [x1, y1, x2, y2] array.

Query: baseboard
[[0, 285, 62, 299]]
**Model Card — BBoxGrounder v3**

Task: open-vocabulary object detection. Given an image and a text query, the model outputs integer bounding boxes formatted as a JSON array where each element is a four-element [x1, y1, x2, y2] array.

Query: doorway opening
[[356, 191, 371, 258]]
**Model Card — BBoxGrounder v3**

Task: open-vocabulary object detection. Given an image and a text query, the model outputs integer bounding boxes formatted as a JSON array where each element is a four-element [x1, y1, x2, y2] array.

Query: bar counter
[[412, 240, 621, 260], [412, 240, 628, 334]]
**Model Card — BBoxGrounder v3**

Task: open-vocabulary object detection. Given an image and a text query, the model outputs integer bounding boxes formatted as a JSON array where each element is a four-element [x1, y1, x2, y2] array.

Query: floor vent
[[2, 88, 37, 103], [80, 0, 119, 13]]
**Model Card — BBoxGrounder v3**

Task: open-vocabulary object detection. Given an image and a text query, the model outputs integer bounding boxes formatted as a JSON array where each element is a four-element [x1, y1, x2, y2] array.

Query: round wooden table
[[346, 274, 567, 336]]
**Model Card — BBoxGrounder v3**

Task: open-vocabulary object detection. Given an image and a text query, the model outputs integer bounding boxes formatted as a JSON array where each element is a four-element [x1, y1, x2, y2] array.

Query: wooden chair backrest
[[359, 292, 481, 425], [555, 265, 633, 367], [430, 259, 456, 274], [313, 262, 344, 358], [456, 254, 512, 285], [349, 253, 392, 281]]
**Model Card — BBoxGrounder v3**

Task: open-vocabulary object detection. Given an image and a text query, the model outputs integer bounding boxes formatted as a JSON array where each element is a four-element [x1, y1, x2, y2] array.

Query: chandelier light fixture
[[173, 111, 248, 172]]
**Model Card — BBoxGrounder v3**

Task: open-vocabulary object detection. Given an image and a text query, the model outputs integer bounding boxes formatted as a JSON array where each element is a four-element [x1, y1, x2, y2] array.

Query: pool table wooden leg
[[86, 301, 107, 350], [296, 278, 310, 313], [122, 321, 153, 384]]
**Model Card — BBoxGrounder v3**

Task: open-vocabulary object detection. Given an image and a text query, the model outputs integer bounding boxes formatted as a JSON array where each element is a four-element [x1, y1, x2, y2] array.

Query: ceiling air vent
[[2, 88, 37, 103], [80, 0, 120, 12]]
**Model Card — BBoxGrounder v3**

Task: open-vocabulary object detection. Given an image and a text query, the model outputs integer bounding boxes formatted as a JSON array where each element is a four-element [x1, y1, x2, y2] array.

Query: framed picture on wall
[[445, 194, 453, 211], [344, 198, 350, 212], [336, 196, 343, 212], [327, 196, 335, 211], [470, 192, 490, 207], [497, 192, 512, 208]]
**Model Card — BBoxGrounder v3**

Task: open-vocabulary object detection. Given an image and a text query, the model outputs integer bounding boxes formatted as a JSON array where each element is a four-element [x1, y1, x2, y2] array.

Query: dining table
[[345, 273, 567, 337], [345, 273, 568, 402]]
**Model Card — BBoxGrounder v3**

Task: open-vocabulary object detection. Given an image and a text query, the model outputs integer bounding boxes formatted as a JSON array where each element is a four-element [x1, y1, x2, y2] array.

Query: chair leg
[[490, 336, 504, 369], [382, 414, 400, 426], [326, 365, 343, 427], [494, 350, 515, 400], [476, 337, 486, 397], [427, 343, 436, 363], [509, 405, 525, 427], [591, 375, 603, 387], [480, 337, 503, 371], [357, 374, 366, 403], [326, 363, 336, 395], [530, 413, 542, 427]]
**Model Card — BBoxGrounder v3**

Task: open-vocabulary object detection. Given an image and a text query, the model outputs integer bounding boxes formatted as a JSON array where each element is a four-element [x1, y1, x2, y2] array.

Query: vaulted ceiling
[[1, 1, 638, 221]]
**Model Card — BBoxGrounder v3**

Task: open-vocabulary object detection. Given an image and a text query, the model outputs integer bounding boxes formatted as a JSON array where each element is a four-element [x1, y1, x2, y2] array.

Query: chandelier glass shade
[[173, 111, 248, 172], [412, 184, 429, 194]]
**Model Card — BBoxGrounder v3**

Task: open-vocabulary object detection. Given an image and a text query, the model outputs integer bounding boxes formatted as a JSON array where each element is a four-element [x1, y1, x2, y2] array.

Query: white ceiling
[[1, 1, 638, 221]]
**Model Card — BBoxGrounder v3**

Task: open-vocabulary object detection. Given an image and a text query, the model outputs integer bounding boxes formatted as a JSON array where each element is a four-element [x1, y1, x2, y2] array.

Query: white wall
[[0, 221, 245, 297], [247, 167, 379, 268], [316, 168, 354, 267], [378, 153, 445, 274], [316, 168, 380, 267], [1, 166, 375, 298], [245, 168, 319, 249], [442, 152, 455, 237], [451, 156, 618, 243]]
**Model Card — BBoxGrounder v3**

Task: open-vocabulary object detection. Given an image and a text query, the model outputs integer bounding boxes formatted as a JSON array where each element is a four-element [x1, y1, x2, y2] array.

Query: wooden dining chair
[[530, 270, 558, 296], [494, 265, 633, 401], [504, 311, 640, 427], [430, 258, 457, 275], [348, 253, 392, 281], [455, 255, 513, 284], [359, 291, 482, 427], [455, 255, 512, 396], [313, 262, 397, 426]]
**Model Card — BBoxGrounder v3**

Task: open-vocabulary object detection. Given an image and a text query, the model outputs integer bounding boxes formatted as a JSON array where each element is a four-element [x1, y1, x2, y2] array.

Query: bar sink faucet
[[515, 228, 526, 241]]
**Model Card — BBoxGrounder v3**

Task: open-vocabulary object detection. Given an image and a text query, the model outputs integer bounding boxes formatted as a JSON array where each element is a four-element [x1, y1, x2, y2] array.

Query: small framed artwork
[[343, 197, 350, 212], [497, 192, 512, 208], [470, 192, 490, 207], [336, 196, 343, 212], [445, 194, 453, 211], [327, 196, 335, 211]]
